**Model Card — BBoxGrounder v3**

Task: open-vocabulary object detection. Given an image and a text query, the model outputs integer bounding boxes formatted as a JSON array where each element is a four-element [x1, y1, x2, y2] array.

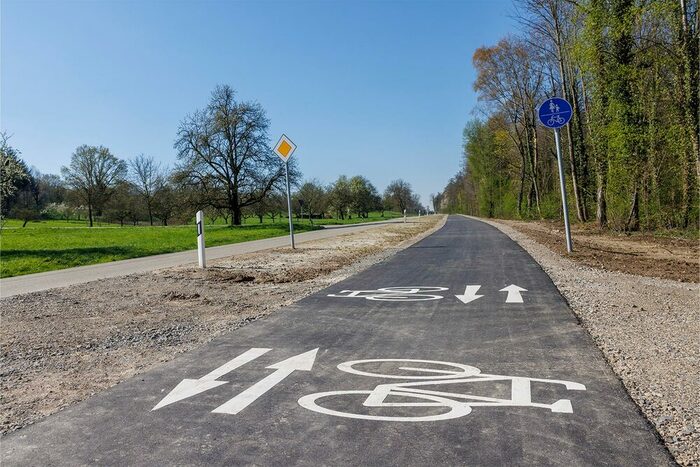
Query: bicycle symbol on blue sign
[[538, 97, 572, 129]]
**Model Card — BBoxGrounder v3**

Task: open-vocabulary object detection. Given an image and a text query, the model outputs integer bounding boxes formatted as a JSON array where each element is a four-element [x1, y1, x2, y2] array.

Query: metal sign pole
[[284, 161, 295, 249], [196, 210, 206, 268], [553, 128, 573, 253]]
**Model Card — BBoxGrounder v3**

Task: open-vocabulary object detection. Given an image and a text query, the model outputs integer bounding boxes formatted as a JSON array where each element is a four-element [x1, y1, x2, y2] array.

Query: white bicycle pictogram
[[547, 115, 566, 126], [327, 287, 448, 302], [298, 359, 586, 422]]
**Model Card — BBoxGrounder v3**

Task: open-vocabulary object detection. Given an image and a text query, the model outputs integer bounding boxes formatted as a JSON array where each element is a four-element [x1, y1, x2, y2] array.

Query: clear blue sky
[[2, 0, 515, 207]]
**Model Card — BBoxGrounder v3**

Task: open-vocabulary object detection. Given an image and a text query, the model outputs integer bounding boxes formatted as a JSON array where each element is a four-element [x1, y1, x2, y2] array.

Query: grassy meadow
[[0, 212, 403, 278]]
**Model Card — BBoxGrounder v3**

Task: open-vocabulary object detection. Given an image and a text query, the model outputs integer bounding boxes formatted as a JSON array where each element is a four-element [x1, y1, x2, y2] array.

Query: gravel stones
[[484, 218, 700, 466], [0, 216, 445, 436]]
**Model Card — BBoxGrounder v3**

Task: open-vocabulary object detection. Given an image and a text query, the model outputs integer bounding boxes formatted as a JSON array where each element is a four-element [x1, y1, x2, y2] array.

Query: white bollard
[[196, 210, 206, 268], [403, 209, 407, 223]]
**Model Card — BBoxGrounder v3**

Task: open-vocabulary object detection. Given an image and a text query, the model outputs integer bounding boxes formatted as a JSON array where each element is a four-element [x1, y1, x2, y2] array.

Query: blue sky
[[2, 0, 515, 206]]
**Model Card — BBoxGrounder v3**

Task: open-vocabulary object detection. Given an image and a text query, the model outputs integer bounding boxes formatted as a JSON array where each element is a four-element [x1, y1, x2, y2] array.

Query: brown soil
[[0, 216, 444, 435], [500, 220, 699, 283]]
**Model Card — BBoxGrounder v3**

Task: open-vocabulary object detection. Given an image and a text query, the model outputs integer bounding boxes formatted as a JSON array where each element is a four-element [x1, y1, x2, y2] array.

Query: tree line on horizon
[[0, 85, 425, 228], [436, 0, 698, 232]]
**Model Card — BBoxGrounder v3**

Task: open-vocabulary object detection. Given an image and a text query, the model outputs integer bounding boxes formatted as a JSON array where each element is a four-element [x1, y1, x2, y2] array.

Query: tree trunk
[[551, 9, 586, 223], [680, 0, 699, 228], [517, 162, 525, 216], [88, 203, 93, 227], [625, 186, 640, 231], [531, 123, 542, 217]]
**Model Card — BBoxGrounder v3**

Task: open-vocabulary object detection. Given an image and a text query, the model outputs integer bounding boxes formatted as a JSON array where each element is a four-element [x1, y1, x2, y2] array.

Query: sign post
[[274, 134, 298, 249], [538, 97, 574, 253], [196, 210, 206, 268]]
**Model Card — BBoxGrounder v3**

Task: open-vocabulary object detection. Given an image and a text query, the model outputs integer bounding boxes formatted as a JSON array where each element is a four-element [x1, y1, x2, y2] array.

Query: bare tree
[[265, 191, 286, 222], [61, 145, 127, 227], [384, 179, 414, 213], [473, 38, 547, 216], [129, 154, 164, 226], [430, 193, 443, 213], [152, 182, 178, 226], [175, 85, 298, 225], [516, 0, 590, 222]]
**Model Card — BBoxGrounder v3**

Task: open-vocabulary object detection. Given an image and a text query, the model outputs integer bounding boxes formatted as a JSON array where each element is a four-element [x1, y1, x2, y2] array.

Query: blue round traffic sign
[[538, 97, 572, 129]]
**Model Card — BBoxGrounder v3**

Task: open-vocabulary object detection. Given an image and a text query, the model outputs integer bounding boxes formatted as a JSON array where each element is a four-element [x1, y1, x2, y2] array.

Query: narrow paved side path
[[0, 219, 404, 297], [1, 216, 671, 466]]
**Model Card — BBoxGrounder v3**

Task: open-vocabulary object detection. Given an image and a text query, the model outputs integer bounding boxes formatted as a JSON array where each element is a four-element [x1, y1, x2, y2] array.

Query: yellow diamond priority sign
[[274, 134, 297, 162]]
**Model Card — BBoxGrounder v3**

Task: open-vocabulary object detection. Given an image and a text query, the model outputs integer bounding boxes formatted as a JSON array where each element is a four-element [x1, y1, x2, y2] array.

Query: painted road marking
[[298, 358, 585, 422], [455, 285, 484, 304], [153, 351, 584, 423], [328, 286, 448, 302], [212, 348, 319, 415], [500, 284, 527, 303], [152, 348, 271, 411]]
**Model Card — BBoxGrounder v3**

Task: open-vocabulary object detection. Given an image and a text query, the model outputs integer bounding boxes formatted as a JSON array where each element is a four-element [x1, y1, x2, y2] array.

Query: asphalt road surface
[[1, 215, 672, 466], [0, 218, 405, 298]]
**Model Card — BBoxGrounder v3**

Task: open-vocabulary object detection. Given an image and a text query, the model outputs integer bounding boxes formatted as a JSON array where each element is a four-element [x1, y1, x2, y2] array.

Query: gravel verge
[[478, 216, 699, 466], [0, 215, 445, 435]]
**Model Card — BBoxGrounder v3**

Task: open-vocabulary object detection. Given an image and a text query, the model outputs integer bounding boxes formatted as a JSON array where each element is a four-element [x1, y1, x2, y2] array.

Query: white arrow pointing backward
[[152, 347, 271, 411], [455, 285, 484, 304], [500, 284, 528, 303], [212, 348, 319, 415]]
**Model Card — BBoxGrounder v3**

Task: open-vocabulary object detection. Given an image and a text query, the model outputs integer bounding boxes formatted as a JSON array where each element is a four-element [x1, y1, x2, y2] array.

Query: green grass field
[[0, 222, 320, 278], [0, 212, 403, 278]]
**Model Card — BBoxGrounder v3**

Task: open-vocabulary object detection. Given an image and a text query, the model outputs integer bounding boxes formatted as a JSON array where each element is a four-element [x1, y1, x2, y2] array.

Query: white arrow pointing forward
[[500, 284, 528, 303], [212, 348, 319, 415], [152, 347, 271, 411], [455, 285, 484, 304]]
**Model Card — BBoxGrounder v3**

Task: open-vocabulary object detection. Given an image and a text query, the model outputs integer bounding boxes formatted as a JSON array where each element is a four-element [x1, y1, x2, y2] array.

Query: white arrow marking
[[212, 348, 319, 415], [455, 285, 484, 304], [152, 347, 271, 411], [500, 284, 527, 303]]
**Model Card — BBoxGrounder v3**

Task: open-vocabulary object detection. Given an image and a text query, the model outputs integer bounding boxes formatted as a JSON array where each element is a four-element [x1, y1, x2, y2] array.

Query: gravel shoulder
[[0, 216, 445, 435], [478, 217, 699, 466]]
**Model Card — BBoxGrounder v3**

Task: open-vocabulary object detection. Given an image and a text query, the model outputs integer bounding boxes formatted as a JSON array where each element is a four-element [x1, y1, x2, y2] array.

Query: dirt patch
[[0, 216, 445, 435], [500, 219, 699, 283], [481, 217, 700, 466]]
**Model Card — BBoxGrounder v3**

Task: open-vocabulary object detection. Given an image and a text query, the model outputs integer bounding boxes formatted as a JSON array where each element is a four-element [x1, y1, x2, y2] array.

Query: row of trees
[[290, 177, 423, 224], [1, 139, 184, 227], [1, 86, 425, 227], [438, 0, 698, 231]]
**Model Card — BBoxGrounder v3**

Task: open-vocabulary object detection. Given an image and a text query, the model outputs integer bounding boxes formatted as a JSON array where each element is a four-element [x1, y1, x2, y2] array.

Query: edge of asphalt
[[0, 216, 424, 298], [464, 214, 677, 464], [0, 216, 449, 439]]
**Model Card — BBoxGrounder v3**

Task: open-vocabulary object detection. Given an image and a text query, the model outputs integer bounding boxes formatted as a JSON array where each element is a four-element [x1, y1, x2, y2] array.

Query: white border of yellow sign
[[274, 134, 297, 162]]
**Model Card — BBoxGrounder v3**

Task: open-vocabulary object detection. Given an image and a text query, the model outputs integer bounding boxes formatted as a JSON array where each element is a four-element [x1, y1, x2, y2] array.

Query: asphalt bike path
[[1, 215, 671, 465]]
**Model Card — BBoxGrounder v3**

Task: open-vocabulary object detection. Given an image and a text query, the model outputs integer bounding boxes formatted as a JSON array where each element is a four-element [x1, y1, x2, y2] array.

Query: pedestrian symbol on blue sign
[[538, 97, 572, 129]]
